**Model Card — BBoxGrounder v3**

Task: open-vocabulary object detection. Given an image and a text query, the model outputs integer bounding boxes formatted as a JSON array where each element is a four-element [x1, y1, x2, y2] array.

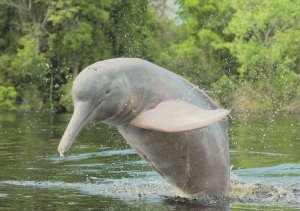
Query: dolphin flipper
[[130, 100, 230, 132]]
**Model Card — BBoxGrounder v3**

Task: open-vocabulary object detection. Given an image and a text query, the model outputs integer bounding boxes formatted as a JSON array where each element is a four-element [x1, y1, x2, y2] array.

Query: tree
[[0, 86, 17, 111], [160, 0, 235, 87], [0, 0, 299, 113], [47, 0, 112, 76], [224, 0, 300, 110], [0, 0, 163, 112], [0, 0, 51, 52], [109, 0, 159, 60], [10, 37, 48, 111]]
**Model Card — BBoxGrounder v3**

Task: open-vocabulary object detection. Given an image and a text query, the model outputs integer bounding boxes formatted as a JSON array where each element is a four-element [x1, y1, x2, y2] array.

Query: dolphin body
[[58, 58, 230, 197]]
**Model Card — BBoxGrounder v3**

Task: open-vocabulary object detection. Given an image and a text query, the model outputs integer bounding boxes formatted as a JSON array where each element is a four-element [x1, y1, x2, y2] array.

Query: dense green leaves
[[0, 86, 17, 111], [222, 0, 300, 111], [0, 0, 159, 112], [160, 0, 299, 113], [108, 0, 160, 61], [0, 0, 299, 113]]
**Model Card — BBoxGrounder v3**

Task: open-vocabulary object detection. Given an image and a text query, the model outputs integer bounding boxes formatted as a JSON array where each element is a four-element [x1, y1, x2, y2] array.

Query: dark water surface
[[0, 112, 299, 210]]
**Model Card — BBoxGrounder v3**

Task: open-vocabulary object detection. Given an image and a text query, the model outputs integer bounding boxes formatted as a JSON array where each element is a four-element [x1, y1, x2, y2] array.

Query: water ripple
[[37, 149, 136, 163]]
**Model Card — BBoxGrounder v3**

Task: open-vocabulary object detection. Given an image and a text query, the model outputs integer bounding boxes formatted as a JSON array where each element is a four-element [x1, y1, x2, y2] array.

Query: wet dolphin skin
[[58, 58, 230, 197]]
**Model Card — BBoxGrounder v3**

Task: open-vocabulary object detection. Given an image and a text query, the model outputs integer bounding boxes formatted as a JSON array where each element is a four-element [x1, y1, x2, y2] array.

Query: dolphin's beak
[[58, 102, 91, 156]]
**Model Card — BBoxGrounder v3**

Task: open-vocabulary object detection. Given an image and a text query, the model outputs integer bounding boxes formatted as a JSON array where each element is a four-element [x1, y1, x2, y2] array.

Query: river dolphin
[[58, 58, 230, 197]]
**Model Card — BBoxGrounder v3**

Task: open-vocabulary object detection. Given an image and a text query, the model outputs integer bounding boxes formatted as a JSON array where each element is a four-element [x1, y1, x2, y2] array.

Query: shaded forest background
[[0, 0, 299, 113]]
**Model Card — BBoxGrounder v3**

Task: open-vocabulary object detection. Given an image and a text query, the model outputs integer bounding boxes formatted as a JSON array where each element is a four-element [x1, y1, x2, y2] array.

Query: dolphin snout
[[58, 128, 75, 156], [58, 145, 67, 157], [58, 102, 91, 156]]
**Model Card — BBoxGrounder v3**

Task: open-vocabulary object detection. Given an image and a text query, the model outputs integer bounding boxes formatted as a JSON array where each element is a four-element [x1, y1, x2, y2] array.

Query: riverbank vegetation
[[0, 0, 299, 113]]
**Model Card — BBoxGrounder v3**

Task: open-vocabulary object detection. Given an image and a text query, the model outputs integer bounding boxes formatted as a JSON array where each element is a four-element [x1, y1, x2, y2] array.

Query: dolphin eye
[[105, 89, 111, 95]]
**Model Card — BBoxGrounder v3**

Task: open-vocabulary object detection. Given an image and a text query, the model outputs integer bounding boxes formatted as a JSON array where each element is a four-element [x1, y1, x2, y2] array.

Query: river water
[[0, 112, 299, 210]]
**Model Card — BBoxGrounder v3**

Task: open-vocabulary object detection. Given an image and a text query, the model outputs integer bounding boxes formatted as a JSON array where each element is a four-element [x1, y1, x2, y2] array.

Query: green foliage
[[0, 86, 17, 111], [223, 0, 300, 111], [109, 0, 159, 60], [47, 0, 112, 76], [211, 75, 237, 107], [0, 0, 299, 113], [11, 37, 48, 82], [160, 0, 235, 88], [0, 54, 14, 84], [58, 80, 73, 112], [9, 37, 48, 111], [0, 0, 162, 112], [159, 0, 299, 113]]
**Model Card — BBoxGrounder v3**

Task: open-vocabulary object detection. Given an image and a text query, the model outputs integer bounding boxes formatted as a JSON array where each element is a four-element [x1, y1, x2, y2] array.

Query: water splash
[[1, 173, 299, 206], [229, 177, 297, 204], [0, 176, 173, 201]]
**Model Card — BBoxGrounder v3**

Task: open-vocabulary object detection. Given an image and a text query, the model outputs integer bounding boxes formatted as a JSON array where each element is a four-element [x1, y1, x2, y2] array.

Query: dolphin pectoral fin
[[130, 100, 230, 132]]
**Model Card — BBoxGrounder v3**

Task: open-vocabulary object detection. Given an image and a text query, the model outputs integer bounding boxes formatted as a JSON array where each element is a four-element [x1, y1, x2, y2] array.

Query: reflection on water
[[0, 112, 299, 210]]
